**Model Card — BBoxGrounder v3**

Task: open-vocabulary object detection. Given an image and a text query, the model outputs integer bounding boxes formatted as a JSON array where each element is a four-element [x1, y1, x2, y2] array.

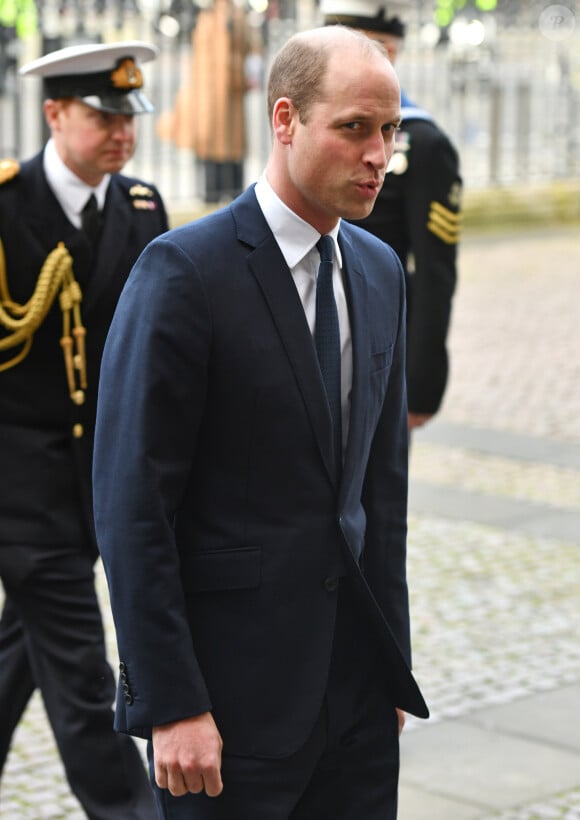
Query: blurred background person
[[324, 1, 463, 431], [0, 40, 168, 818], [158, 0, 252, 203]]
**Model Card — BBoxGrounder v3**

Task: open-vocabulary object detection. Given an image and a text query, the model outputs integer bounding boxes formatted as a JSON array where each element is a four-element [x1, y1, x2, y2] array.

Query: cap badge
[[111, 59, 143, 90]]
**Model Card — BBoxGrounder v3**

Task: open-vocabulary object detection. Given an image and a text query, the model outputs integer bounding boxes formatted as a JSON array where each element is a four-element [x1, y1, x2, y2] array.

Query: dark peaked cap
[[19, 41, 159, 115], [323, 4, 406, 37]]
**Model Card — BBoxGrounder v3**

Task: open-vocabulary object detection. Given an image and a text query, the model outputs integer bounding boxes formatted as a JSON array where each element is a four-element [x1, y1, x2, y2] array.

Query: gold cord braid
[[0, 238, 88, 406]]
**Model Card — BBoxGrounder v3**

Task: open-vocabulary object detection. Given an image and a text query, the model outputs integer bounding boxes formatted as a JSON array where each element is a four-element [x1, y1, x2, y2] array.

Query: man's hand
[[408, 412, 433, 431], [152, 712, 223, 798], [396, 708, 406, 736]]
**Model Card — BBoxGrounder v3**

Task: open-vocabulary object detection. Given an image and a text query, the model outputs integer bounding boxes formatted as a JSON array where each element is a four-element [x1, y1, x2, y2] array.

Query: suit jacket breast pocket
[[367, 345, 395, 426], [370, 345, 394, 375]]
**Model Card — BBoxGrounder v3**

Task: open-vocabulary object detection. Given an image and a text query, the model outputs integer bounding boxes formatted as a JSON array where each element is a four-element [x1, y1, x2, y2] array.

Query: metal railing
[[1, 1, 579, 210]]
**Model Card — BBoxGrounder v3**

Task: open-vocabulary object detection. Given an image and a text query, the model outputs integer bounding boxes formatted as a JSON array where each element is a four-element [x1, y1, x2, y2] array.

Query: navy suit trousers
[[148, 577, 400, 820]]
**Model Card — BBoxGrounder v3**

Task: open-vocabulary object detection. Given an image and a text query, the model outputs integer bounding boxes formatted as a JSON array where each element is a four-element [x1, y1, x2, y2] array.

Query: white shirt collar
[[254, 174, 342, 270], [43, 139, 110, 227]]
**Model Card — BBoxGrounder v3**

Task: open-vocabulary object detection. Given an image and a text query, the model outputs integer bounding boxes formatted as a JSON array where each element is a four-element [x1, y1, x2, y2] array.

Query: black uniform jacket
[[0, 151, 168, 554], [352, 101, 462, 415]]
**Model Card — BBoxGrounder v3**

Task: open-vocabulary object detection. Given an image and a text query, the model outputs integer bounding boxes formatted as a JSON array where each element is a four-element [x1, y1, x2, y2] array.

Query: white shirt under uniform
[[43, 138, 109, 230]]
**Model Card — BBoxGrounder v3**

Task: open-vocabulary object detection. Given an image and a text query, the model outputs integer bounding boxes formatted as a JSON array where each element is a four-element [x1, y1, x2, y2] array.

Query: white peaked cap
[[321, 0, 409, 16], [20, 41, 159, 115], [20, 41, 158, 78]]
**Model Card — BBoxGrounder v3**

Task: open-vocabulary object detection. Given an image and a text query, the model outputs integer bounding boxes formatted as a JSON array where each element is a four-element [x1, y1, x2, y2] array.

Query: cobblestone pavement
[[437, 228, 580, 445], [1, 226, 579, 818]]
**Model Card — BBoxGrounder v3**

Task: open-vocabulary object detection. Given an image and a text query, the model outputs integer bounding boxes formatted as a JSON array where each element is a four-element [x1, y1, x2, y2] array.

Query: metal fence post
[[489, 82, 502, 185], [516, 81, 530, 179]]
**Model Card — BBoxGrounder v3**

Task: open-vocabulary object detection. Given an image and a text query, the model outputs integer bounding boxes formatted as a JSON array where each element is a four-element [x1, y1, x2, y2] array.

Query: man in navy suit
[[0, 41, 168, 817], [93, 25, 428, 820]]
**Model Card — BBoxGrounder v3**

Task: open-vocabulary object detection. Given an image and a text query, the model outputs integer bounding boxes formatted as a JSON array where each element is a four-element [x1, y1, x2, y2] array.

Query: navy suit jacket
[[93, 185, 428, 759]]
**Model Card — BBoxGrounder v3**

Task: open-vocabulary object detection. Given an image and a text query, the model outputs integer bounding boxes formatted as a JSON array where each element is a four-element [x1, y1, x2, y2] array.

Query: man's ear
[[43, 98, 60, 130], [272, 97, 296, 145]]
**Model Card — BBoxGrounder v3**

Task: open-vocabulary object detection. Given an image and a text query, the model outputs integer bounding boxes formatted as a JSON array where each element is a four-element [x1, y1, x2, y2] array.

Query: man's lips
[[104, 149, 131, 161], [356, 178, 383, 195]]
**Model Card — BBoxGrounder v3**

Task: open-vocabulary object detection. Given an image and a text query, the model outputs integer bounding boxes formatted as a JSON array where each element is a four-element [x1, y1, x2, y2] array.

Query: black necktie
[[315, 235, 342, 470], [81, 194, 101, 245]]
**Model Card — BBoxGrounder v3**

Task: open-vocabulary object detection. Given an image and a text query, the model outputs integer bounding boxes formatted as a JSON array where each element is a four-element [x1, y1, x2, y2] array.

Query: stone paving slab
[[399, 785, 485, 820], [409, 481, 580, 543], [399, 718, 580, 814], [416, 421, 580, 471], [400, 688, 580, 819], [468, 685, 580, 754], [411, 440, 580, 510]]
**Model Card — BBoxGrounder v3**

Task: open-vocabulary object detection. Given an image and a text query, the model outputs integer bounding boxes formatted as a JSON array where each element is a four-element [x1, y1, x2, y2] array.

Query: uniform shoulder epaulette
[[0, 159, 20, 185]]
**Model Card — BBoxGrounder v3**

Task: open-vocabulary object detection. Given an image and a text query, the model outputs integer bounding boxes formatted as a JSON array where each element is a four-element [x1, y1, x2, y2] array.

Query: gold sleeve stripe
[[427, 200, 462, 244], [430, 201, 461, 223]]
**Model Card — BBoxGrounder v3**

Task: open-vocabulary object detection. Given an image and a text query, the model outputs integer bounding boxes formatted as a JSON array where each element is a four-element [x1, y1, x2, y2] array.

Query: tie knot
[[317, 235, 334, 264], [82, 193, 98, 216]]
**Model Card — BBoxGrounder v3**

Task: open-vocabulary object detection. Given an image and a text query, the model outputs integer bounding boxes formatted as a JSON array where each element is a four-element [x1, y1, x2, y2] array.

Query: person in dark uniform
[[0, 41, 168, 818], [325, 3, 463, 431]]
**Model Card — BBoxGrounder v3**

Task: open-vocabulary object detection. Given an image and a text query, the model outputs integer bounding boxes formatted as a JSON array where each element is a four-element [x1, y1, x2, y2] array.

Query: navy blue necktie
[[81, 194, 102, 246], [315, 235, 342, 471]]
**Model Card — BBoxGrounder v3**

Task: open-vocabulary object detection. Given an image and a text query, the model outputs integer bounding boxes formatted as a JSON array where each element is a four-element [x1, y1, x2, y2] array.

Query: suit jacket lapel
[[232, 189, 338, 486]]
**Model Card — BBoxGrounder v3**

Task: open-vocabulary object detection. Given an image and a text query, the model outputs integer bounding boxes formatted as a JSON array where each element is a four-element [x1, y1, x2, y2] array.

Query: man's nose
[[364, 132, 389, 170], [111, 117, 134, 139]]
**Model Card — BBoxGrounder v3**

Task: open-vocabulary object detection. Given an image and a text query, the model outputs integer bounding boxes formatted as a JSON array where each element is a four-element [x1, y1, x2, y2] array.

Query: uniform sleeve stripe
[[427, 200, 462, 244], [427, 220, 461, 244], [429, 200, 461, 223]]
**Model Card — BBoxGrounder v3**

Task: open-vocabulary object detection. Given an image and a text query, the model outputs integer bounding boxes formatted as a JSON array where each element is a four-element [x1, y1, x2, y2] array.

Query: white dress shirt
[[254, 174, 353, 451], [43, 138, 110, 230]]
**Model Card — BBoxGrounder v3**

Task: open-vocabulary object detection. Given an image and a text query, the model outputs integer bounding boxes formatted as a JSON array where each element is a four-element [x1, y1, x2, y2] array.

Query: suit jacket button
[[125, 693, 134, 705], [324, 576, 339, 592]]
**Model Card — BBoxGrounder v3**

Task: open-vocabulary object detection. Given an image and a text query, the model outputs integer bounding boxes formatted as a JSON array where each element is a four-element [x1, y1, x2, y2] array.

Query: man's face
[[279, 46, 401, 234], [44, 98, 137, 186]]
